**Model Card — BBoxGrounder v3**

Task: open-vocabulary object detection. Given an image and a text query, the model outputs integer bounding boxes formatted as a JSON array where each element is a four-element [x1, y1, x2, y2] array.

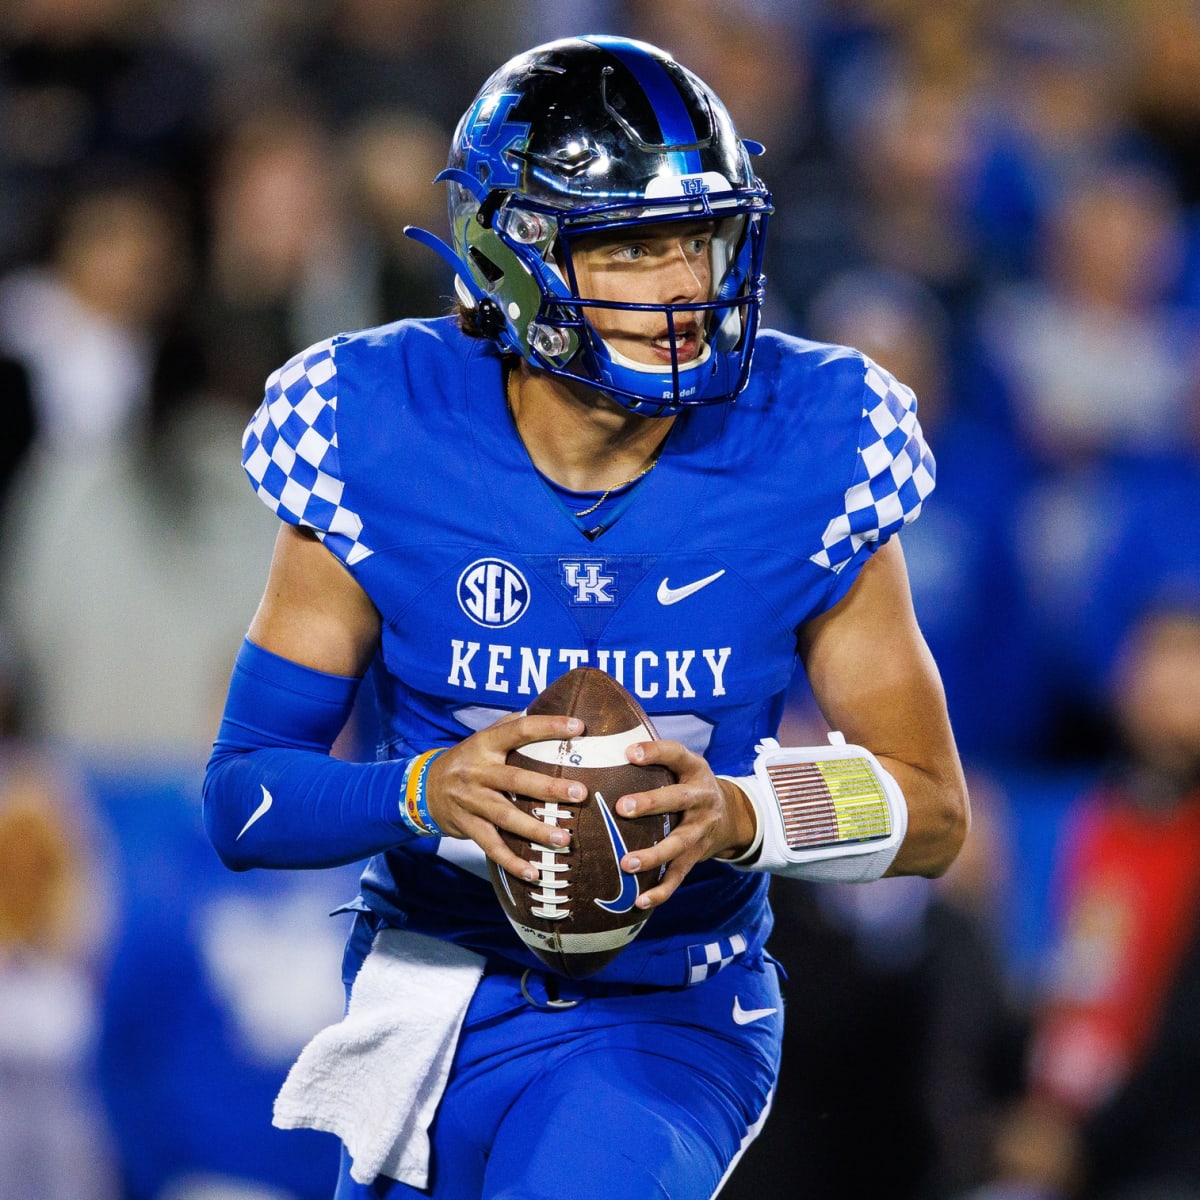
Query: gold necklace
[[571, 458, 659, 518], [504, 363, 661, 520]]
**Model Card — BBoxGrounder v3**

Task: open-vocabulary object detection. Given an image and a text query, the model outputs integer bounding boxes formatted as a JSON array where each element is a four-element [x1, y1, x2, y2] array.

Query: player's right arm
[[203, 524, 584, 876], [247, 521, 381, 678]]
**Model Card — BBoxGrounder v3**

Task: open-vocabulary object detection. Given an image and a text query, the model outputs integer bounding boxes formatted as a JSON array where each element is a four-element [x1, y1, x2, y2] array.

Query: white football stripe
[[516, 724, 652, 770], [507, 920, 646, 953]]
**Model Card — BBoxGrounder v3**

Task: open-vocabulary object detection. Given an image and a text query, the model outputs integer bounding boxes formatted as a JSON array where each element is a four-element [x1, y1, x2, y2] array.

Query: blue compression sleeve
[[203, 639, 418, 870]]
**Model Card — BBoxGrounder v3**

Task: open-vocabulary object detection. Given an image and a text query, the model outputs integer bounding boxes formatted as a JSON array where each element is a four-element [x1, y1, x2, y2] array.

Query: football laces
[[527, 802, 575, 920]]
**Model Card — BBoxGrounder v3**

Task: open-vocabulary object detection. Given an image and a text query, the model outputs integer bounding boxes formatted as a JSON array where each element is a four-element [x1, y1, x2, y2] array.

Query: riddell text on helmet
[[447, 640, 732, 700]]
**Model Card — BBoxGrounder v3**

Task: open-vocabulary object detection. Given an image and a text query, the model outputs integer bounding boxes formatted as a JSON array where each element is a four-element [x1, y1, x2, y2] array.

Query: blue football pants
[[332, 948, 782, 1200]]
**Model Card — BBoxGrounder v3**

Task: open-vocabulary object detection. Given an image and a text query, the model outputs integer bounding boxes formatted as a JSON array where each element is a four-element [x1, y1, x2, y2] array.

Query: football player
[[204, 34, 969, 1200]]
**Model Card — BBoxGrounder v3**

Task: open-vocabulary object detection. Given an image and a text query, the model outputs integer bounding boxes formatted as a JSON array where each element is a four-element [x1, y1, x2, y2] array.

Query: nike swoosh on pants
[[732, 996, 778, 1025]]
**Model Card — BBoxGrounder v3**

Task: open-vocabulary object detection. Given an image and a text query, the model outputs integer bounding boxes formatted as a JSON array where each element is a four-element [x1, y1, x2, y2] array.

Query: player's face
[[568, 221, 715, 367]]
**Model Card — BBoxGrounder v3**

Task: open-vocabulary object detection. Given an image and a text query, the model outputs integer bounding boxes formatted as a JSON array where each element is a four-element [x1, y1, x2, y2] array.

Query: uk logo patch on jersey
[[560, 559, 616, 605]]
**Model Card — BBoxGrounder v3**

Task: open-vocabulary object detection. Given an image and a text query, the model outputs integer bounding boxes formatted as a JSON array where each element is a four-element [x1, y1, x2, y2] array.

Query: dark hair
[[455, 298, 489, 340], [454, 297, 512, 343]]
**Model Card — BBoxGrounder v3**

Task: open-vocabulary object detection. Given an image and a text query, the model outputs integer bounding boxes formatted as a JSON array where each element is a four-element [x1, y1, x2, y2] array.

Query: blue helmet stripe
[[583, 36, 705, 175]]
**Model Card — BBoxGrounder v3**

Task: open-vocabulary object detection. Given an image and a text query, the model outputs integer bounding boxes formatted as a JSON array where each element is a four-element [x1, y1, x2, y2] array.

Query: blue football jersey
[[241, 316, 934, 986]]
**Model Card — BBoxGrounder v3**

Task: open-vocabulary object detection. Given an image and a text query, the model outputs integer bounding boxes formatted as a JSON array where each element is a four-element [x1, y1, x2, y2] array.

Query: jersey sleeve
[[240, 336, 372, 567], [811, 356, 936, 574]]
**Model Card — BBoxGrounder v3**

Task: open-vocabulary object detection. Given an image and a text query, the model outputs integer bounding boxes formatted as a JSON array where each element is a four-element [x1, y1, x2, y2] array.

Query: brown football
[[489, 667, 677, 979]]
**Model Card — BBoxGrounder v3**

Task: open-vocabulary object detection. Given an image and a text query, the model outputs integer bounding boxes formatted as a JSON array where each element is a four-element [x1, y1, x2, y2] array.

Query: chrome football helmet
[[405, 35, 773, 413]]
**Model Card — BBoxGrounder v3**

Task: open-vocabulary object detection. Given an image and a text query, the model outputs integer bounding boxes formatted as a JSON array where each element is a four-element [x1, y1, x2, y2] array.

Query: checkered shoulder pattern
[[811, 357, 936, 574], [241, 337, 372, 567]]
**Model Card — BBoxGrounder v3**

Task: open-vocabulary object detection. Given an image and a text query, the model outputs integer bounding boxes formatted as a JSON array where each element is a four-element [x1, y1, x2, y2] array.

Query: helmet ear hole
[[468, 247, 504, 285]]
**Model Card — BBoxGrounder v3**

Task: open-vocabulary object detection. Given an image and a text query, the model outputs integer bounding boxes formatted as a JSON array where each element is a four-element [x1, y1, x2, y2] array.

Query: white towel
[[273, 927, 485, 1188]]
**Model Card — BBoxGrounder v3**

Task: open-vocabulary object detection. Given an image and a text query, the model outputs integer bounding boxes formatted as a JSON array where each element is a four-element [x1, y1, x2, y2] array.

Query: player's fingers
[[633, 852, 700, 909], [619, 810, 714, 877], [459, 812, 549, 882], [625, 737, 692, 772], [456, 788, 577, 872], [426, 792, 571, 853], [500, 763, 588, 806], [492, 714, 585, 751], [615, 776, 709, 819], [484, 790, 574, 852], [428, 747, 584, 834]]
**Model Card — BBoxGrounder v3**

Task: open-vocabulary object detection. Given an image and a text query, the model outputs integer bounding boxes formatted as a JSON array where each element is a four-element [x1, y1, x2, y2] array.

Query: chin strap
[[719, 733, 908, 883]]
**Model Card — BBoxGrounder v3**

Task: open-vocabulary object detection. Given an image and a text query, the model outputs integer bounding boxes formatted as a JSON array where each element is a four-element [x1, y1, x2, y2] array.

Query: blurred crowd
[[1, 0, 1199, 1198]]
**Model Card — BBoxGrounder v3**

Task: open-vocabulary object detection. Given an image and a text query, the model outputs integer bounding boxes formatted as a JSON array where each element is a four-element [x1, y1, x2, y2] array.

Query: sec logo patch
[[457, 558, 531, 628]]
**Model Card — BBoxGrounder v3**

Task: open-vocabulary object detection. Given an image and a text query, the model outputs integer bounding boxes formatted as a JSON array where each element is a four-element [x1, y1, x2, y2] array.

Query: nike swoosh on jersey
[[732, 996, 778, 1025], [593, 792, 640, 914], [656, 569, 726, 606], [237, 784, 274, 840]]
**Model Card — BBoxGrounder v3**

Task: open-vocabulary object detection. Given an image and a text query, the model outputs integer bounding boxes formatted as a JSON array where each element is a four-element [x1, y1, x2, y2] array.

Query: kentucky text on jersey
[[447, 641, 733, 698]]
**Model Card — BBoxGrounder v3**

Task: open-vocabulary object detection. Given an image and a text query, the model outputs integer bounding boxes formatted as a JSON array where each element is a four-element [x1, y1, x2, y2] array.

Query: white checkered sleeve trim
[[241, 337, 372, 566], [811, 358, 936, 574]]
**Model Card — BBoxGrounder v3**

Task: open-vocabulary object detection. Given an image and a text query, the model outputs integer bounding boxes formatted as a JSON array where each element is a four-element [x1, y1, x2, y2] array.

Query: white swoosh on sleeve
[[237, 785, 274, 840]]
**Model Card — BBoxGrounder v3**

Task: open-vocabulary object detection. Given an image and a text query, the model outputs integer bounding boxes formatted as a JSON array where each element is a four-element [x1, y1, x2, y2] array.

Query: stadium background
[[1, 0, 1199, 1197]]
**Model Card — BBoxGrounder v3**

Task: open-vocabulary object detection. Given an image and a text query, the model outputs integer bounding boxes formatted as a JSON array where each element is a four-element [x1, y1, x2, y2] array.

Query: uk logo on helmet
[[463, 93, 530, 188], [457, 558, 531, 628]]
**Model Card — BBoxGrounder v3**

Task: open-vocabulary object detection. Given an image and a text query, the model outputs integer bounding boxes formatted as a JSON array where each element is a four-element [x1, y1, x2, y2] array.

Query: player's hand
[[423, 714, 588, 880], [613, 739, 757, 909]]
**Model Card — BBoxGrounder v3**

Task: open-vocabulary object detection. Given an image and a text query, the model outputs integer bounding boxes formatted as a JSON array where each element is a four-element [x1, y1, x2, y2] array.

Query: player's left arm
[[617, 537, 968, 905], [796, 536, 970, 876]]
